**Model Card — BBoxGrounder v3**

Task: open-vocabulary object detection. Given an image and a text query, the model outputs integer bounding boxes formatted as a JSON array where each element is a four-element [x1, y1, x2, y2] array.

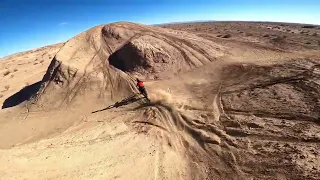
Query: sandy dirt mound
[[23, 22, 226, 111], [0, 21, 320, 180]]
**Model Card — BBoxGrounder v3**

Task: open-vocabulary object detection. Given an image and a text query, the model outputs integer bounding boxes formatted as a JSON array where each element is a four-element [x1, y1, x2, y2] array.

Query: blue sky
[[0, 0, 319, 58]]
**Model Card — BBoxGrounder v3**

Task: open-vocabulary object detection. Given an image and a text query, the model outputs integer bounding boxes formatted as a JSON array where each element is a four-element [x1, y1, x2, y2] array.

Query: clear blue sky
[[0, 0, 319, 58]]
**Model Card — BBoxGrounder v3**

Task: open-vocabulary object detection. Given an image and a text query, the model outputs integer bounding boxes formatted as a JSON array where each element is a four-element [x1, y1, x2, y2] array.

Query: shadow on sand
[[91, 94, 149, 114], [2, 81, 42, 109]]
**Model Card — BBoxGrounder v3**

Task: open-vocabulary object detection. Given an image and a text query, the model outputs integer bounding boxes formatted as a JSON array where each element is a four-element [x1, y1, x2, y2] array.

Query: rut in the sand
[[125, 59, 320, 180], [132, 101, 244, 180]]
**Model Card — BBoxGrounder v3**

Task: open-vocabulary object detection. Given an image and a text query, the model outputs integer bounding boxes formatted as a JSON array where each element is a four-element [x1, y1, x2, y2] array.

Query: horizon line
[[1, 20, 319, 59]]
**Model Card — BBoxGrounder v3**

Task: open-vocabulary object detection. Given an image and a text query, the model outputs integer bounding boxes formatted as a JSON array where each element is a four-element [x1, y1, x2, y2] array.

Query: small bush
[[3, 70, 10, 76], [40, 60, 44, 63], [4, 85, 10, 90], [305, 42, 311, 44], [34, 62, 39, 65], [302, 25, 317, 29], [13, 69, 18, 72], [263, 34, 270, 37], [271, 36, 285, 43], [10, 74, 14, 78], [221, 34, 231, 38]]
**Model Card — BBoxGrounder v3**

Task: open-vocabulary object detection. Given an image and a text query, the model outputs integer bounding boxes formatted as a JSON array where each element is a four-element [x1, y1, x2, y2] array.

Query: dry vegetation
[[4, 85, 10, 91], [3, 70, 10, 76]]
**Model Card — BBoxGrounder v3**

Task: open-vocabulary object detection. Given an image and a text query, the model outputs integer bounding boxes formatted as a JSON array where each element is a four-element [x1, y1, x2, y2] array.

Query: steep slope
[[0, 43, 62, 107], [29, 22, 225, 110]]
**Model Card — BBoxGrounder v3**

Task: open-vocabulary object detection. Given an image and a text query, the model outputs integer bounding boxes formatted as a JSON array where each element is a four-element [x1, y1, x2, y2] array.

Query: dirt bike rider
[[136, 78, 148, 99]]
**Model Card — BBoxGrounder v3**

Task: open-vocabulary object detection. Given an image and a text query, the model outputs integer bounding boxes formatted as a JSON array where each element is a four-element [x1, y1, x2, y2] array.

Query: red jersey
[[137, 81, 144, 88]]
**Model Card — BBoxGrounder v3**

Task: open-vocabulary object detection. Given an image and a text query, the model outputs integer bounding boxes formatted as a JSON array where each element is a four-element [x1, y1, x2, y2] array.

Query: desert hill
[[0, 21, 319, 180]]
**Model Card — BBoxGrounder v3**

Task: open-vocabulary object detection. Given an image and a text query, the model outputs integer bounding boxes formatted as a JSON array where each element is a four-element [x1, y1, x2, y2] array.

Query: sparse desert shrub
[[302, 25, 317, 29], [40, 60, 44, 63], [221, 34, 231, 38], [3, 70, 10, 76], [13, 69, 18, 72], [263, 34, 270, 37], [4, 85, 10, 90], [286, 29, 291, 32], [300, 30, 309, 34], [10, 74, 14, 78], [271, 36, 285, 43], [305, 42, 311, 44], [312, 32, 318, 36], [34, 62, 38, 65]]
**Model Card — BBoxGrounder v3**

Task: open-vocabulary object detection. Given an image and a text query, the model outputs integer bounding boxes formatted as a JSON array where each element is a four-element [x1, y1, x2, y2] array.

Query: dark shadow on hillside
[[2, 81, 42, 109], [108, 42, 151, 72], [91, 94, 147, 113]]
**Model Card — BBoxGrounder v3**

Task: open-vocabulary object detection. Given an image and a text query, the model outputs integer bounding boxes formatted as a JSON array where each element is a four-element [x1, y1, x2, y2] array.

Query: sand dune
[[0, 21, 319, 180]]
